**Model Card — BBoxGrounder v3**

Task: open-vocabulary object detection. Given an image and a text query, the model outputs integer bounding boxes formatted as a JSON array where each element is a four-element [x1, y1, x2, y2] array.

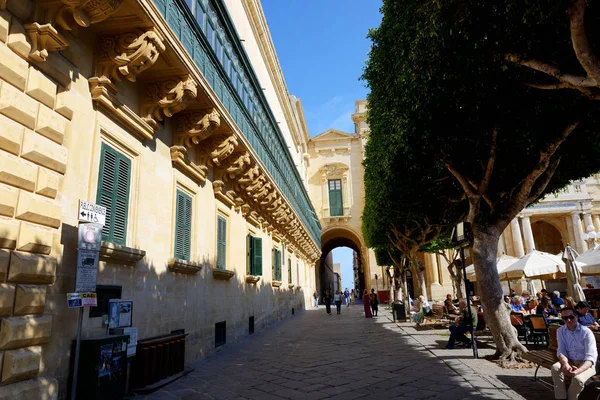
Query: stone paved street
[[137, 303, 555, 400]]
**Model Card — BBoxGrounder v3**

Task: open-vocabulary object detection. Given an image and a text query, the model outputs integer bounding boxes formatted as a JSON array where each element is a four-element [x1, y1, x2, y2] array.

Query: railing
[[131, 332, 187, 389], [151, 0, 322, 246]]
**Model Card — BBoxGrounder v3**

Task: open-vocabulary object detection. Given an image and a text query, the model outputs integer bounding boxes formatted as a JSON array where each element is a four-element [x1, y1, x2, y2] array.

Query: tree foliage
[[363, 0, 600, 364]]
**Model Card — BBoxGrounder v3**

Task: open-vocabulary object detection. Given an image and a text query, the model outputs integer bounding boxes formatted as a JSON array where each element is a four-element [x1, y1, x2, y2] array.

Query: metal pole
[[460, 247, 478, 359], [71, 306, 84, 400]]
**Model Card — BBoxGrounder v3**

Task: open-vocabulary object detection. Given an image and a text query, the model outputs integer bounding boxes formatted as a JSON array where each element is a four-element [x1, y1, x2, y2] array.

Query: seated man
[[575, 301, 599, 332], [511, 296, 526, 313], [551, 307, 597, 399], [444, 294, 460, 315], [552, 291, 565, 309], [445, 298, 478, 349]]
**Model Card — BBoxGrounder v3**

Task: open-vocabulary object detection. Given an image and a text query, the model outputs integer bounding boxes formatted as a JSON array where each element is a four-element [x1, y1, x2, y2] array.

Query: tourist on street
[[536, 292, 544, 301], [521, 290, 531, 302], [370, 288, 379, 317], [552, 291, 565, 308], [444, 298, 477, 349], [575, 301, 599, 332], [363, 289, 372, 318], [344, 288, 350, 307], [334, 290, 343, 314], [551, 307, 597, 399], [526, 298, 538, 314], [537, 296, 558, 321], [323, 289, 332, 315], [445, 294, 460, 315], [510, 296, 526, 313], [313, 291, 319, 308], [412, 295, 429, 326], [564, 296, 575, 310]]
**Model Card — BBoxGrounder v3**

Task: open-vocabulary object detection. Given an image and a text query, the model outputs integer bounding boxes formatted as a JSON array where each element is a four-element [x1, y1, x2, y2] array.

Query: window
[[174, 190, 192, 261], [215, 321, 226, 347], [89, 285, 122, 318], [196, 0, 206, 32], [216, 216, 227, 269], [247, 234, 262, 276], [272, 248, 281, 281], [328, 179, 343, 217], [96, 143, 131, 245], [288, 258, 292, 284]]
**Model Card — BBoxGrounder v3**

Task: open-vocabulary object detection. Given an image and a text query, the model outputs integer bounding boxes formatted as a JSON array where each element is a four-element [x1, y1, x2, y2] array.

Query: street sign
[[75, 250, 99, 293], [78, 223, 103, 251], [78, 200, 107, 226], [67, 293, 83, 308]]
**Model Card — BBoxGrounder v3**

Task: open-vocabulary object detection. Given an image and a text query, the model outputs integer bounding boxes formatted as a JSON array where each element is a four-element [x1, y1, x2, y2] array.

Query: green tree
[[421, 235, 462, 299], [364, 0, 600, 364]]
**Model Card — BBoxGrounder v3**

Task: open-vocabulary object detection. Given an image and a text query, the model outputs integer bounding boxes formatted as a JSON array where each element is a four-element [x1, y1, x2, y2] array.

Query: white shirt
[[557, 323, 598, 364]]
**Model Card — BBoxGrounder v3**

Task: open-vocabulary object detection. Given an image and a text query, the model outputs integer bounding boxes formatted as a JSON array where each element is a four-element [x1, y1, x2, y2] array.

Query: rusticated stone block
[[0, 82, 37, 129], [0, 43, 27, 91], [0, 114, 25, 155], [0, 284, 14, 315], [7, 251, 56, 284], [21, 130, 67, 174], [15, 191, 60, 228], [16, 222, 53, 254], [0, 10, 10, 43], [35, 168, 58, 199], [0, 151, 37, 192], [54, 89, 75, 120], [14, 285, 45, 316], [0, 217, 18, 249], [6, 19, 30, 60], [26, 68, 56, 109], [2, 346, 41, 384], [0, 250, 9, 281], [0, 315, 52, 350], [0, 377, 58, 400], [0, 183, 17, 217], [35, 105, 66, 144]]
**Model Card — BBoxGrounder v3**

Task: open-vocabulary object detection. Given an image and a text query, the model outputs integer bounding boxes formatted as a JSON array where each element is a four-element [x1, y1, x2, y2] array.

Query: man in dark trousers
[[370, 288, 379, 316], [445, 298, 477, 349], [323, 289, 332, 315]]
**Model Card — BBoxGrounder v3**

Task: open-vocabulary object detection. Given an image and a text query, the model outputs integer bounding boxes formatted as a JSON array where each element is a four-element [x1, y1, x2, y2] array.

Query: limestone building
[[0, 0, 324, 397]]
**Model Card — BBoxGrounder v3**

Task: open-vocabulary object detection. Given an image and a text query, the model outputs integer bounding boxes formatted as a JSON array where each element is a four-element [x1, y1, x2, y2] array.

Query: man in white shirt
[[551, 307, 598, 399]]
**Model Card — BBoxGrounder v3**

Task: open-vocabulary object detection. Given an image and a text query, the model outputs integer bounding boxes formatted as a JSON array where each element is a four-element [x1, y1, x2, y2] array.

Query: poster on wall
[[98, 344, 112, 378], [108, 299, 133, 329]]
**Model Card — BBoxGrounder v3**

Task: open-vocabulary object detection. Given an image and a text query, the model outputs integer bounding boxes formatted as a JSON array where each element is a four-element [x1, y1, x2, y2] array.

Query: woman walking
[[323, 289, 332, 315], [363, 289, 372, 318], [334, 290, 342, 314]]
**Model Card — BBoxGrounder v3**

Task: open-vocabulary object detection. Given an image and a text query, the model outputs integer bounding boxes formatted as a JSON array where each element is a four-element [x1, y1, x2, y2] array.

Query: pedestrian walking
[[334, 290, 342, 314], [370, 288, 379, 317], [323, 289, 332, 315], [313, 291, 319, 308], [344, 288, 350, 307], [363, 289, 372, 318]]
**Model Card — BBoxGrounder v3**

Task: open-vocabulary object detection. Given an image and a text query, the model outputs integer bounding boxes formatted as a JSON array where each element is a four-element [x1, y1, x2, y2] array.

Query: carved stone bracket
[[202, 135, 239, 167], [25, 23, 69, 62], [170, 146, 207, 183], [142, 77, 198, 130], [245, 275, 260, 284], [96, 28, 165, 83], [175, 109, 221, 148]]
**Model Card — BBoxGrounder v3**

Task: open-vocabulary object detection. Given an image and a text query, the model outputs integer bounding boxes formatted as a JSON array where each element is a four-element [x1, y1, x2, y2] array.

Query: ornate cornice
[[142, 77, 198, 129], [174, 109, 221, 147]]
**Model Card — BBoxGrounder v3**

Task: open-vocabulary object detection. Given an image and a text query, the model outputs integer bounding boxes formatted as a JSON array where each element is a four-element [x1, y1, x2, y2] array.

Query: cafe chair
[[527, 314, 549, 349]]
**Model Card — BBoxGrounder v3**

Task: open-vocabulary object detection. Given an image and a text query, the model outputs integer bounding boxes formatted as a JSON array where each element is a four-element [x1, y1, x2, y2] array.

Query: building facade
[[0, 0, 322, 397]]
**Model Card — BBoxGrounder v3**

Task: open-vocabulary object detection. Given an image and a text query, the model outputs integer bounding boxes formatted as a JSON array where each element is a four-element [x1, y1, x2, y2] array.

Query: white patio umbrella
[[527, 280, 537, 297], [575, 244, 600, 275], [465, 254, 519, 281], [563, 245, 585, 302], [499, 250, 566, 281]]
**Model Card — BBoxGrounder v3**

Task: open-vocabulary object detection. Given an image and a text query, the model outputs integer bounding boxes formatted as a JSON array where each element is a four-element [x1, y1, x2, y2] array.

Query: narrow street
[[138, 303, 544, 400]]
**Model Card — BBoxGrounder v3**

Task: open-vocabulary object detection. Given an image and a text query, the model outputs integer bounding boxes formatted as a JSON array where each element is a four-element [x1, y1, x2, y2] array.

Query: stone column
[[521, 215, 536, 254], [593, 214, 600, 233], [510, 218, 525, 258], [571, 212, 586, 253], [498, 232, 506, 256], [583, 212, 594, 234]]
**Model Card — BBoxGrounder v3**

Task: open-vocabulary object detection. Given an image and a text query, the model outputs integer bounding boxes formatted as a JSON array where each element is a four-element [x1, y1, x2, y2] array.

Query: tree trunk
[[453, 266, 464, 299], [472, 222, 527, 365]]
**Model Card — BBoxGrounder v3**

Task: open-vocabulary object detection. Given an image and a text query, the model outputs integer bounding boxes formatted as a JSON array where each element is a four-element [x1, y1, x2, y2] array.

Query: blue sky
[[262, 0, 381, 288], [261, 0, 383, 135], [261, 1, 383, 288]]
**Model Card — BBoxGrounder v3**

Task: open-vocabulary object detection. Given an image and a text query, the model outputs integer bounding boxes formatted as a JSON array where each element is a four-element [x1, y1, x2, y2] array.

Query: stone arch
[[532, 220, 564, 255], [317, 226, 370, 297]]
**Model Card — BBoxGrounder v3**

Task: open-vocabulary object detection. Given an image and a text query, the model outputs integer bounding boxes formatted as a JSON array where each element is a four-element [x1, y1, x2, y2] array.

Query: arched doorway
[[317, 226, 370, 298], [532, 220, 564, 255]]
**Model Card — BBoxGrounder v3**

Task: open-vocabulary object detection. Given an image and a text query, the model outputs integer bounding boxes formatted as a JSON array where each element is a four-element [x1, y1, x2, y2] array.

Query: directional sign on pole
[[75, 250, 99, 293], [78, 200, 107, 226]]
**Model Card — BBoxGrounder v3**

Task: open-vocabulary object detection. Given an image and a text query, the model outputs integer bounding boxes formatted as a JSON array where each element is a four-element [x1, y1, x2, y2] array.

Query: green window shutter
[[247, 234, 252, 274], [288, 258, 292, 284], [252, 236, 262, 275], [217, 216, 227, 269], [328, 179, 343, 217], [174, 190, 192, 261], [96, 143, 131, 245]]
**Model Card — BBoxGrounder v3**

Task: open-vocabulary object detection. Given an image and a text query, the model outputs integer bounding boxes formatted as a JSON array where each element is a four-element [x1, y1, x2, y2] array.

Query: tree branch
[[505, 54, 595, 88], [527, 156, 562, 204], [479, 128, 497, 194], [446, 161, 477, 198], [570, 0, 600, 86], [524, 82, 571, 90]]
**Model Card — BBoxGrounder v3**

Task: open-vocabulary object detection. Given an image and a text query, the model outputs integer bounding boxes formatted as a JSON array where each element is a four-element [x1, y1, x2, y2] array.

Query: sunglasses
[[561, 315, 576, 321]]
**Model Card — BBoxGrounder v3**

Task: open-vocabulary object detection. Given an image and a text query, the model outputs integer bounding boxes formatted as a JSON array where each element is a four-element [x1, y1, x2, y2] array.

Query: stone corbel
[[238, 165, 260, 188], [250, 182, 271, 202], [213, 180, 236, 207], [174, 109, 221, 148], [240, 204, 251, 217], [204, 135, 239, 167], [26, 22, 69, 62], [245, 174, 266, 194], [95, 28, 165, 84], [267, 198, 283, 212], [224, 152, 251, 181], [259, 191, 278, 208], [142, 77, 198, 130]]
